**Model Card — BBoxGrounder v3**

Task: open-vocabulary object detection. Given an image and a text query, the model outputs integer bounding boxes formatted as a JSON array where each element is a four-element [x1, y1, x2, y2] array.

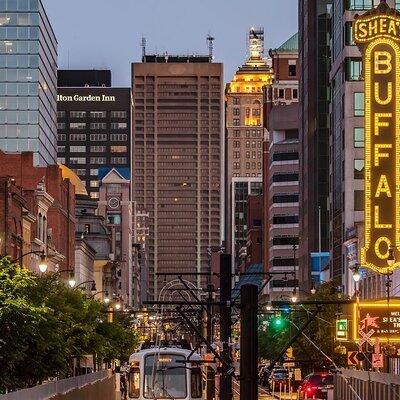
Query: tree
[[259, 284, 347, 369], [0, 257, 139, 392]]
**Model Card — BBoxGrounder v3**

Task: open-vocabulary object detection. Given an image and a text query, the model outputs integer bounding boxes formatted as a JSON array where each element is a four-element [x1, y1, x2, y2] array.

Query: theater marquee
[[355, 4, 400, 273]]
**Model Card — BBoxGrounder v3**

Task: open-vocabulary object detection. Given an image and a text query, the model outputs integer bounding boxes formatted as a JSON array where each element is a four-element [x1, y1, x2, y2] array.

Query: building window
[[90, 133, 107, 141], [111, 157, 127, 164], [75, 169, 86, 176], [90, 157, 106, 164], [57, 122, 66, 130], [57, 157, 65, 164], [90, 180, 99, 188], [111, 145, 127, 153], [345, 22, 355, 46], [107, 214, 121, 225], [111, 111, 127, 118], [90, 111, 106, 118], [110, 133, 127, 141], [111, 122, 127, 130], [292, 89, 298, 99], [233, 119, 240, 126], [233, 141, 240, 148], [246, 151, 250, 158], [347, 0, 378, 11], [288, 64, 296, 77], [70, 122, 86, 130], [58, 134, 66, 141], [233, 162, 240, 169], [233, 130, 240, 138], [70, 145, 86, 152], [246, 141, 250, 148], [90, 168, 98, 176], [69, 134, 86, 141], [354, 190, 364, 211], [90, 192, 99, 199], [233, 97, 240, 105], [90, 145, 106, 152], [354, 92, 364, 116], [346, 58, 362, 81], [70, 157, 86, 165], [246, 162, 250, 169], [273, 152, 299, 161], [354, 159, 364, 179], [278, 89, 284, 99], [90, 122, 107, 130], [57, 111, 65, 118], [354, 127, 364, 147], [57, 146, 65, 153], [233, 151, 240, 158], [70, 111, 86, 118], [233, 108, 240, 116]]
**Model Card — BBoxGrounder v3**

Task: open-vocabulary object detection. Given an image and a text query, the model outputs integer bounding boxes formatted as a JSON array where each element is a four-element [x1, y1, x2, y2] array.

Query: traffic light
[[271, 314, 285, 329]]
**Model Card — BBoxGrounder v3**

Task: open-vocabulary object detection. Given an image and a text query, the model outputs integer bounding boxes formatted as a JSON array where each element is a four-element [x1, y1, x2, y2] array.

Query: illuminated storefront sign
[[57, 94, 116, 102], [354, 4, 400, 273], [353, 301, 400, 342]]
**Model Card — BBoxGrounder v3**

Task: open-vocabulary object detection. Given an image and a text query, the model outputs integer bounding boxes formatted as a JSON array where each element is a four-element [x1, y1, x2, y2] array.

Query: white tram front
[[128, 344, 204, 399]]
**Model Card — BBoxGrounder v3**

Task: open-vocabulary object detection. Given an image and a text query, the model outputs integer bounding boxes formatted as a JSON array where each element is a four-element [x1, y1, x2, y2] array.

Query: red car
[[298, 372, 334, 399]]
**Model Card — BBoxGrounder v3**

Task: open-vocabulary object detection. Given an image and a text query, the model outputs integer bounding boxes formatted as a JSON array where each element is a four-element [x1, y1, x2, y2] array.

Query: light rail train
[[127, 342, 204, 399]]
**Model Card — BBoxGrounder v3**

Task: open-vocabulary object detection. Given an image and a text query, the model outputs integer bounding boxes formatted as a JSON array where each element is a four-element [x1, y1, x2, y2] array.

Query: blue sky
[[43, 0, 298, 87]]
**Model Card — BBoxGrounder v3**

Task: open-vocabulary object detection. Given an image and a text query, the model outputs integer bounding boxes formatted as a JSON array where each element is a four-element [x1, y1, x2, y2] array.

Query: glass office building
[[0, 0, 57, 166]]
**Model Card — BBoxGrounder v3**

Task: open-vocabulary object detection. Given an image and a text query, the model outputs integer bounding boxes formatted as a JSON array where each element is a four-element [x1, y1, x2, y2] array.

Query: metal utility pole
[[219, 253, 232, 400], [240, 284, 258, 400], [207, 283, 216, 400]]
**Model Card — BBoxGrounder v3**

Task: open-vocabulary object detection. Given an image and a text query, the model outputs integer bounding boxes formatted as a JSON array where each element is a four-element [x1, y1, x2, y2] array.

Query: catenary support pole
[[220, 253, 232, 400], [240, 284, 258, 400], [207, 283, 216, 400]]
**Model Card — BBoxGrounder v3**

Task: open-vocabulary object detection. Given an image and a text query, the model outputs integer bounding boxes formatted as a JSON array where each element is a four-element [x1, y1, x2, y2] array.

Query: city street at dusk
[[1, 1, 400, 399]]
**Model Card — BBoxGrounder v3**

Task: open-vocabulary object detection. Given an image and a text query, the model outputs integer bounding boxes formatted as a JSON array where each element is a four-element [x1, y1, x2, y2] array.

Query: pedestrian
[[120, 373, 127, 400]]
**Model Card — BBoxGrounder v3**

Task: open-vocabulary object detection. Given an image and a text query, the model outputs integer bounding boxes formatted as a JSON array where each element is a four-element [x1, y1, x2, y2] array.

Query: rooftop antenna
[[141, 37, 146, 61], [207, 34, 215, 62]]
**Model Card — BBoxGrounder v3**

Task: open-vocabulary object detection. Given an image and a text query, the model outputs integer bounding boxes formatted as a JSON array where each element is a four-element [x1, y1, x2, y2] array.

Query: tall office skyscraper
[[225, 28, 272, 268], [0, 0, 57, 166], [298, 0, 331, 291], [132, 53, 223, 297]]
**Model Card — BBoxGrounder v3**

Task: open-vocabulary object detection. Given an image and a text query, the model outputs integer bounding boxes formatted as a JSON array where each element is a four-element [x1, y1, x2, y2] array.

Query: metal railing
[[0, 370, 112, 400], [334, 368, 400, 400]]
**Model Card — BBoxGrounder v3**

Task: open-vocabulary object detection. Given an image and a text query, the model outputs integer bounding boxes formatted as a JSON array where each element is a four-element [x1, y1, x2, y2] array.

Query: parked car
[[269, 367, 290, 391], [298, 372, 334, 399]]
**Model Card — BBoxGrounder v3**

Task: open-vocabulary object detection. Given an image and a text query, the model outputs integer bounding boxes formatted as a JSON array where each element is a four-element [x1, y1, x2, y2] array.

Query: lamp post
[[12, 249, 48, 273], [88, 290, 109, 302], [73, 280, 96, 294], [55, 269, 76, 288]]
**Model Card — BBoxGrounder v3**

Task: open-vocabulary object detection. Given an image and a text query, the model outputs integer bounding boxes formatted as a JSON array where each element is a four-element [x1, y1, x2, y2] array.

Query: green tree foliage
[[0, 257, 139, 392], [259, 284, 347, 368]]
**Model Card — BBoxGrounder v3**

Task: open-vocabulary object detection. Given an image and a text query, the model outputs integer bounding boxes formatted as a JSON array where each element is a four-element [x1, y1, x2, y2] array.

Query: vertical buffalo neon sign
[[354, 3, 400, 273]]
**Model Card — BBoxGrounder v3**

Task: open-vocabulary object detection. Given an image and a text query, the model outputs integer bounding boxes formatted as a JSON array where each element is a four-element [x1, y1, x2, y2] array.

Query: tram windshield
[[144, 354, 187, 399]]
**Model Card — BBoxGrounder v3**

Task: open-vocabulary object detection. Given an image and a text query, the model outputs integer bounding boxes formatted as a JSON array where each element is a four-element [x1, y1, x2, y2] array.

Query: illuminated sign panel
[[354, 5, 400, 274], [353, 302, 400, 342], [57, 94, 116, 102]]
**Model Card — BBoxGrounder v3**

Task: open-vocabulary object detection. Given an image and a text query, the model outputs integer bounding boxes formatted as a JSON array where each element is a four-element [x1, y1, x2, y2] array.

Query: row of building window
[[57, 110, 127, 119], [233, 151, 262, 160], [60, 122, 128, 130], [57, 133, 128, 141], [59, 156, 128, 165], [232, 129, 262, 138], [233, 140, 262, 148], [58, 145, 127, 153], [233, 161, 262, 170]]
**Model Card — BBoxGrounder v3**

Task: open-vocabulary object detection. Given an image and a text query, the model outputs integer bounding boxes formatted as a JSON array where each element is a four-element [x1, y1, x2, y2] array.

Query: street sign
[[348, 351, 365, 366], [336, 319, 348, 340], [374, 338, 380, 354], [285, 347, 293, 358], [359, 329, 375, 346], [372, 353, 383, 368], [283, 361, 295, 368]]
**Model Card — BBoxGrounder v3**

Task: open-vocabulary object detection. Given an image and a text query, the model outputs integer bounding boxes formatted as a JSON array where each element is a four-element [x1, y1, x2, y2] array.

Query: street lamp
[[352, 265, 361, 282], [291, 288, 298, 303], [104, 291, 110, 304], [73, 280, 96, 292], [310, 281, 316, 295], [12, 249, 48, 273], [68, 272, 76, 288]]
